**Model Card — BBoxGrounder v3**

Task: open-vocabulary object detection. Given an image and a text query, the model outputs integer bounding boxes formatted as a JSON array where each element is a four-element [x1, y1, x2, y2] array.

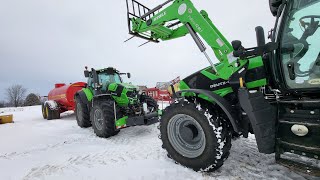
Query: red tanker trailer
[[42, 82, 86, 120]]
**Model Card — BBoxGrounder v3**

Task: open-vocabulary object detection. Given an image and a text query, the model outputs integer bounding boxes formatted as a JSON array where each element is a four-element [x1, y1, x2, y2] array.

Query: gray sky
[[0, 0, 275, 101]]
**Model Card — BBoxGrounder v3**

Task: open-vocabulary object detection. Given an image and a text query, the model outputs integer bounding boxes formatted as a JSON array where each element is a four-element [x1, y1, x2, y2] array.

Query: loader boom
[[128, 0, 235, 75]]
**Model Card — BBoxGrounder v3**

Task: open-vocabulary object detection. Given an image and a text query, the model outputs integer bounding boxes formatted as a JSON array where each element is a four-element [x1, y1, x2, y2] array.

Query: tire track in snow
[[0, 126, 98, 160], [8, 117, 312, 180], [23, 125, 165, 180], [0, 136, 88, 160]]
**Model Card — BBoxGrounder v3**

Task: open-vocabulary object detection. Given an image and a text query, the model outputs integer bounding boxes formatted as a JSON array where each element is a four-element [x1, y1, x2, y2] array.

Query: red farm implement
[[42, 82, 86, 120]]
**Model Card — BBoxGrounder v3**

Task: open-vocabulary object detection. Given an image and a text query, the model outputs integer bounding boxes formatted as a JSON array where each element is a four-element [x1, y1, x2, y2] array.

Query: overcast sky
[[0, 0, 275, 101]]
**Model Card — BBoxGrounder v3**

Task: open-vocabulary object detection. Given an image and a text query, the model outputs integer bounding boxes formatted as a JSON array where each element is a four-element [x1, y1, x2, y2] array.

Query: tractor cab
[[270, 0, 320, 95], [84, 67, 131, 94]]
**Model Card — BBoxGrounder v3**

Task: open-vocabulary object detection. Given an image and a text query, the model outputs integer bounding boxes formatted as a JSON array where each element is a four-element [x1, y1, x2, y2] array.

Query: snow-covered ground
[[0, 105, 318, 180]]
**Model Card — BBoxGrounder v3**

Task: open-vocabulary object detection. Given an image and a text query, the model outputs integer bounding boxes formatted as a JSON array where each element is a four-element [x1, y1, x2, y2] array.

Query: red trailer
[[145, 88, 172, 102], [42, 82, 86, 120]]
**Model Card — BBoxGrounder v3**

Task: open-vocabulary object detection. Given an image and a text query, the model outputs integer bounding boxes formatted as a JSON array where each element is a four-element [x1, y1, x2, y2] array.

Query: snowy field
[[0, 105, 318, 180]]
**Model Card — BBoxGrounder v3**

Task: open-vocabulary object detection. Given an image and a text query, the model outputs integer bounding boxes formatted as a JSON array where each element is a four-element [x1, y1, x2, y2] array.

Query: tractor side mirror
[[127, 73, 131, 79], [232, 40, 243, 51], [84, 70, 89, 78], [269, 0, 282, 17]]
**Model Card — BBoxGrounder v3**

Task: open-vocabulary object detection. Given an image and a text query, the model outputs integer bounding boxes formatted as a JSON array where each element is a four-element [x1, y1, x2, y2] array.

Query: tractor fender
[[177, 89, 240, 133], [91, 94, 114, 107]]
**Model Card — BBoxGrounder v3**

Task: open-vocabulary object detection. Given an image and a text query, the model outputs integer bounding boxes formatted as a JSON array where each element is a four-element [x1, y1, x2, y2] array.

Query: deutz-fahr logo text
[[188, 15, 203, 32], [210, 81, 229, 89], [154, 12, 166, 21]]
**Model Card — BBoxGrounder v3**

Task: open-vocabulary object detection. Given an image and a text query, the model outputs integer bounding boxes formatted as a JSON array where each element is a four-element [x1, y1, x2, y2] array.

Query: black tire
[[45, 102, 60, 120], [41, 102, 47, 119], [54, 109, 61, 119], [160, 100, 232, 172], [140, 94, 158, 112], [91, 100, 119, 138], [75, 96, 91, 128]]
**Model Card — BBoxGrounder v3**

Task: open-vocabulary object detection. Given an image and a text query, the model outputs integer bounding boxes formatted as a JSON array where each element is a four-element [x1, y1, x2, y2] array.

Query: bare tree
[[5, 85, 27, 107]]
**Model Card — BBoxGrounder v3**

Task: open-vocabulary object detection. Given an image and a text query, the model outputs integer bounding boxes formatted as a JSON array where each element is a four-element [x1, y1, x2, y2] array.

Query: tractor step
[[277, 158, 320, 177], [276, 98, 320, 176], [277, 139, 320, 156], [279, 120, 320, 128], [276, 98, 320, 160], [277, 119, 320, 156]]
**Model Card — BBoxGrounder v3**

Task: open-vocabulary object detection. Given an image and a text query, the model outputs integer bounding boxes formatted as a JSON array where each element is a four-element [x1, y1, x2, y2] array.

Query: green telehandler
[[126, 0, 320, 176], [75, 67, 159, 138]]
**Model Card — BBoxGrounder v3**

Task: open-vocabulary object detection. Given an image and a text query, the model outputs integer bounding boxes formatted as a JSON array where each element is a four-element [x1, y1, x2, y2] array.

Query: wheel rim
[[42, 106, 46, 117], [167, 114, 206, 158], [45, 106, 49, 117], [76, 103, 83, 121], [93, 109, 104, 131]]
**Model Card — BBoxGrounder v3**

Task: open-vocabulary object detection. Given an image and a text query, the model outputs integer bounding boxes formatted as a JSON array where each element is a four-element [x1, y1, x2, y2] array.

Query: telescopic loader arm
[[127, 0, 277, 79], [128, 0, 235, 73]]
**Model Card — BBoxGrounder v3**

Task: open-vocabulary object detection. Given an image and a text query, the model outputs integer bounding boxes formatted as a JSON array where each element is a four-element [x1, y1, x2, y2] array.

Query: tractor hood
[[120, 83, 139, 91]]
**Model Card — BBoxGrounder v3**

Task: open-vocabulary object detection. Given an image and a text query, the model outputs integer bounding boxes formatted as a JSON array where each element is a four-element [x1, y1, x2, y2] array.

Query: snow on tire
[[160, 99, 232, 172], [44, 101, 60, 120]]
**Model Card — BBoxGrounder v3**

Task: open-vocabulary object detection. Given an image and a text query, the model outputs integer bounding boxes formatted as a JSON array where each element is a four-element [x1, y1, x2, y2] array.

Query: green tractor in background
[[75, 67, 159, 138]]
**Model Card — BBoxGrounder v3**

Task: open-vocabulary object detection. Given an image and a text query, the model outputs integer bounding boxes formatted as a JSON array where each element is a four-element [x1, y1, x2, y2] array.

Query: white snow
[[45, 100, 58, 110], [158, 100, 171, 110], [0, 105, 318, 180]]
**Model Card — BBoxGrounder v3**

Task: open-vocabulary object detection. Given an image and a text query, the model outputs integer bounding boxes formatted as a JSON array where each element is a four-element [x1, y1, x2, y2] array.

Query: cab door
[[278, 0, 320, 91]]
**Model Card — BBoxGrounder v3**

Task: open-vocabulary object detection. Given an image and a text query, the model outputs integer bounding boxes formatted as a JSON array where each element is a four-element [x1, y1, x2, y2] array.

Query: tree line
[[0, 84, 41, 108]]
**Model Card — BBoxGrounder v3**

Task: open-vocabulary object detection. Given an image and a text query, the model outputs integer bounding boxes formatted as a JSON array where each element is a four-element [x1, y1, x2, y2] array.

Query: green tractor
[[126, 0, 320, 176], [75, 67, 159, 138]]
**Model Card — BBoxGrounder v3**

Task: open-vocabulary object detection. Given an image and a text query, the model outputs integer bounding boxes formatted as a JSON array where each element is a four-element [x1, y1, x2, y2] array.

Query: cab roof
[[95, 67, 120, 74]]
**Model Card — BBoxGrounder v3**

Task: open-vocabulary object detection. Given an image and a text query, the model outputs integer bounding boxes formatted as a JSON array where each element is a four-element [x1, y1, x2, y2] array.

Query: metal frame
[[126, 0, 159, 43]]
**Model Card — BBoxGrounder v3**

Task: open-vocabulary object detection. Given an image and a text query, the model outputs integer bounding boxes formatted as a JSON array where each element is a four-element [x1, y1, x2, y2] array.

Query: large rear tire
[[75, 96, 91, 128], [91, 100, 119, 138], [160, 100, 232, 172]]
